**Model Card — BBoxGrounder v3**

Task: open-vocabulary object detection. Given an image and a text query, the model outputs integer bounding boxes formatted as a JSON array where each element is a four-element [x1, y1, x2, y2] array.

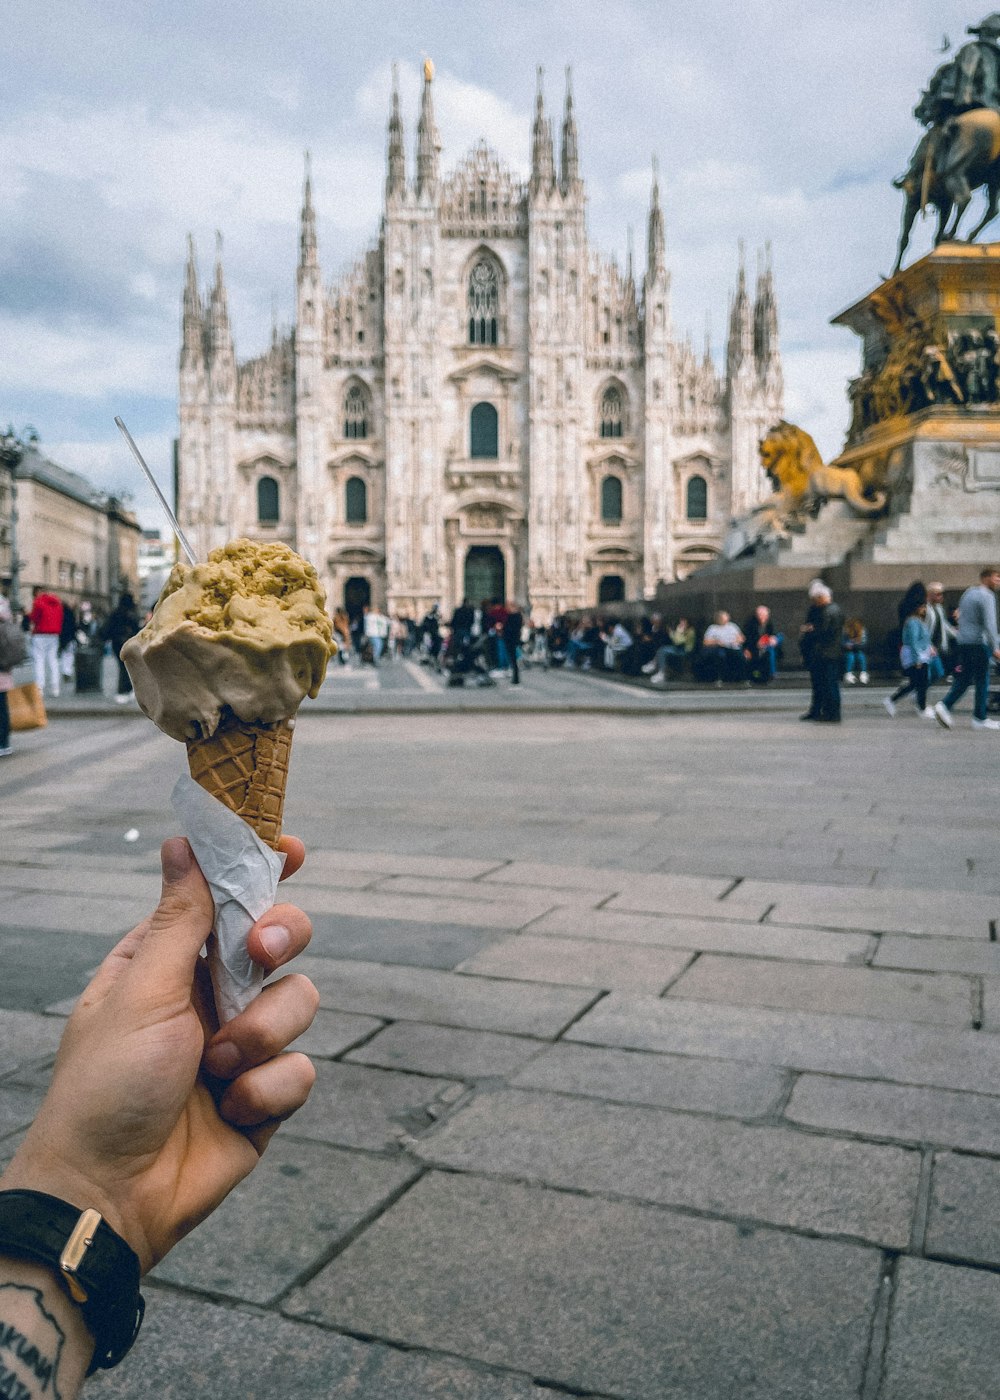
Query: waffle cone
[[185, 715, 294, 849]]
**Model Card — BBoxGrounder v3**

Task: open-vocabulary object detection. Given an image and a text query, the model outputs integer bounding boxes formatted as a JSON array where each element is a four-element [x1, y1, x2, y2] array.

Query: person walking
[[925, 581, 956, 682], [0, 596, 28, 756], [882, 600, 936, 718], [102, 592, 141, 704], [502, 601, 524, 685], [934, 567, 1000, 730], [811, 584, 844, 722], [59, 599, 78, 684], [28, 585, 64, 699]]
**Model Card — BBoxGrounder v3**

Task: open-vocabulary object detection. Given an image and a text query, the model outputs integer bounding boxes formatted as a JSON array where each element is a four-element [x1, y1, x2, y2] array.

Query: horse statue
[[893, 108, 1000, 273]]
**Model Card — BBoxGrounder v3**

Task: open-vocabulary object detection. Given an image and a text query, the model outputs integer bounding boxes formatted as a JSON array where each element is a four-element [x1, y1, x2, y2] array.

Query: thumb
[[130, 838, 215, 996]]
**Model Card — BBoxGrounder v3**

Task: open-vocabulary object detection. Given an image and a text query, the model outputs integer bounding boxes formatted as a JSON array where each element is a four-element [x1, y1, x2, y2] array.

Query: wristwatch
[[0, 1191, 144, 1373]]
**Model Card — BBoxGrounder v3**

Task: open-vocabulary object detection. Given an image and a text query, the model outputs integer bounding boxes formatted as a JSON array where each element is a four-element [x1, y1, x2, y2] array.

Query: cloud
[[1, 0, 986, 510]]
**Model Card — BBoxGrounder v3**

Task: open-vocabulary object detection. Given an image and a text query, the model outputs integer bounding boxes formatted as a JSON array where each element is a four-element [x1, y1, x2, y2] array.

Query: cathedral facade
[[177, 65, 783, 618]]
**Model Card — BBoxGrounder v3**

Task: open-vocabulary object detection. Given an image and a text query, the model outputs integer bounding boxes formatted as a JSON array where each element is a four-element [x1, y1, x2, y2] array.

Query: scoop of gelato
[[123, 539, 334, 741]]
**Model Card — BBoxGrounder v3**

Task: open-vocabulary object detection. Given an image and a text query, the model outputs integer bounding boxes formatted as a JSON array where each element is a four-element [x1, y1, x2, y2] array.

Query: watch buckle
[[59, 1208, 102, 1304]]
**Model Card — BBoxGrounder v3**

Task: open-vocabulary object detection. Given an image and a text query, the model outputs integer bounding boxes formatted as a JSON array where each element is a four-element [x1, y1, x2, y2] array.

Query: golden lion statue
[[758, 422, 887, 519]]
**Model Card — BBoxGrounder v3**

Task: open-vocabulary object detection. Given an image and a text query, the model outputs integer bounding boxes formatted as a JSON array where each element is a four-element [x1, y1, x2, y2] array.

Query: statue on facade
[[893, 14, 1000, 271]]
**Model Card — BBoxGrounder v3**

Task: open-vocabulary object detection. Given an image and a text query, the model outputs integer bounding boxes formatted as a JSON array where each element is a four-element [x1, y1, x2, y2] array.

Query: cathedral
[[177, 63, 783, 619]]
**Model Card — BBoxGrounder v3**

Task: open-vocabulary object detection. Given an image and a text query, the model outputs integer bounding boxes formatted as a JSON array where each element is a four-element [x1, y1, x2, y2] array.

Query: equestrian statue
[[894, 13, 1000, 272]]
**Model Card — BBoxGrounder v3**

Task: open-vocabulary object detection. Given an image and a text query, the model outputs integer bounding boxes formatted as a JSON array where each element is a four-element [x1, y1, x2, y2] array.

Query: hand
[[0, 837, 318, 1273]]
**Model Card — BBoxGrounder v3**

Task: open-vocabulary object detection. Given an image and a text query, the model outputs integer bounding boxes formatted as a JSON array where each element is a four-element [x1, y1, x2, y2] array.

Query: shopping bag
[[8, 682, 47, 731]]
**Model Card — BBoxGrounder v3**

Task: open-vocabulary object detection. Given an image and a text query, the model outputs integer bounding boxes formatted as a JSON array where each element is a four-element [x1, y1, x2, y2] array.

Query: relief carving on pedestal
[[929, 442, 1000, 491]]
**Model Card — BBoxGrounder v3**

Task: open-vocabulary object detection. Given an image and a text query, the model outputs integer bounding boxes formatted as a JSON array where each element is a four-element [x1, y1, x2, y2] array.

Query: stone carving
[[758, 421, 887, 520], [929, 441, 1000, 491], [723, 423, 888, 558], [846, 281, 1000, 440]]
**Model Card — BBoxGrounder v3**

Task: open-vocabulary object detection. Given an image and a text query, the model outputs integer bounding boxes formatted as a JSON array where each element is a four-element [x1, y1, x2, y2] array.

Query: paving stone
[[0, 1010, 65, 1077], [300, 848, 507, 881], [307, 912, 501, 969], [0, 928, 113, 1013], [414, 1088, 918, 1246], [668, 954, 975, 1027], [875, 935, 1000, 976], [480, 859, 630, 894], [96, 1290, 548, 1399], [286, 1059, 462, 1150], [151, 1137, 418, 1303], [511, 1043, 787, 1118], [372, 874, 597, 913], [282, 866, 381, 891], [604, 873, 750, 919], [567, 993, 1000, 1094], [1, 892, 138, 938], [296, 956, 597, 1036], [722, 879, 996, 937], [530, 904, 874, 963], [880, 1256, 1000, 1399], [298, 886, 548, 930], [285, 1172, 880, 1400], [0, 866, 162, 901], [457, 934, 693, 992], [982, 978, 1000, 1032], [925, 1152, 1000, 1267], [289, 1007, 385, 1059], [786, 1076, 1000, 1153], [348, 1023, 544, 1080]]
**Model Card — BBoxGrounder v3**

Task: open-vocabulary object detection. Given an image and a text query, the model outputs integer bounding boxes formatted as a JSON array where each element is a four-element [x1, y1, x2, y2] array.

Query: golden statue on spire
[[423, 57, 434, 82]]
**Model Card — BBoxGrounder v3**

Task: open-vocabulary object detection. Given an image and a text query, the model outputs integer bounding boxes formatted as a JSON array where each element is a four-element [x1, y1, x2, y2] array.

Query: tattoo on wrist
[[0, 1286, 66, 1400]]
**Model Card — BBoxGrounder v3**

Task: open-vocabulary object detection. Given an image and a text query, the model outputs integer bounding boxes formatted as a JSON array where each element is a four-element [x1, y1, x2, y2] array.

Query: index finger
[[276, 835, 305, 881]]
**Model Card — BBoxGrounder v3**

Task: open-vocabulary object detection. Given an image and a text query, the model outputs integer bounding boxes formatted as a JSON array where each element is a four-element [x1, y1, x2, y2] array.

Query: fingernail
[[259, 924, 291, 961], [205, 1041, 240, 1077], [161, 838, 193, 883]]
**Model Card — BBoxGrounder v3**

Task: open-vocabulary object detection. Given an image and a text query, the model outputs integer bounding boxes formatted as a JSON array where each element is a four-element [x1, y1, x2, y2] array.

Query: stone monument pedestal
[[652, 244, 1000, 662]]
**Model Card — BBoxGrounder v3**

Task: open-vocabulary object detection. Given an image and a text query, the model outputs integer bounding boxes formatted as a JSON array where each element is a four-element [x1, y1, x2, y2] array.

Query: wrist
[[0, 1191, 144, 1375], [0, 1152, 142, 1272]]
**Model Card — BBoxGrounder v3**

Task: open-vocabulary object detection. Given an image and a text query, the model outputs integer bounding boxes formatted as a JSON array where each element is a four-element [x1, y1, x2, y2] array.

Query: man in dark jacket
[[810, 585, 844, 723], [799, 580, 827, 720], [502, 602, 524, 685]]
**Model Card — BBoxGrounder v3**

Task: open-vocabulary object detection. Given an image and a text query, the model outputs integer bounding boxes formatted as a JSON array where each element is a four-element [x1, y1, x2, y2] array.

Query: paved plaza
[[2, 668, 1000, 1398]]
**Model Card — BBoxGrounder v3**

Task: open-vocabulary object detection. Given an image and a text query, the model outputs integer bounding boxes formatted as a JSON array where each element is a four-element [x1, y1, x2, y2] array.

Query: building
[[177, 64, 783, 618], [2, 439, 141, 616]]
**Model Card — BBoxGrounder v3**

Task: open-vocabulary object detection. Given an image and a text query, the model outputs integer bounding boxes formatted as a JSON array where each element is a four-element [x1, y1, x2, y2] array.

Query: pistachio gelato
[[123, 539, 334, 742]]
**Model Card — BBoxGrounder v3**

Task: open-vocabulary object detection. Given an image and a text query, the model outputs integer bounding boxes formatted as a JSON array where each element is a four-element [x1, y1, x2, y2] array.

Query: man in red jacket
[[29, 585, 64, 698]]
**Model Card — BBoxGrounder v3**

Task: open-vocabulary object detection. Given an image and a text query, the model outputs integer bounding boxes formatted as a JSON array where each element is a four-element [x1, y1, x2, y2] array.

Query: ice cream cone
[[185, 714, 294, 849]]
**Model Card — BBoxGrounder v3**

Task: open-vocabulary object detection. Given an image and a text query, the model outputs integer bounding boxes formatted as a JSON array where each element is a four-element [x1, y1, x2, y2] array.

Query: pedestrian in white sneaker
[[934, 567, 1000, 729], [884, 602, 935, 718]]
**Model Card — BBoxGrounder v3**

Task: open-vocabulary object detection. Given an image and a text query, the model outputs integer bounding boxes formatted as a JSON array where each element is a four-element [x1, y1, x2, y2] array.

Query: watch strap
[[0, 1190, 144, 1372]]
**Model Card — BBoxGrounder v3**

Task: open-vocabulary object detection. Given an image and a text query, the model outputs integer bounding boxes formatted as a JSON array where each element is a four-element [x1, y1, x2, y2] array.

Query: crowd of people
[[798, 568, 1000, 729], [0, 586, 143, 758]]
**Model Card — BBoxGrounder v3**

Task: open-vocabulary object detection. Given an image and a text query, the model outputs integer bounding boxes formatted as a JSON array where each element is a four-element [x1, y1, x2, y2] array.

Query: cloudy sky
[[1, 1, 986, 529]]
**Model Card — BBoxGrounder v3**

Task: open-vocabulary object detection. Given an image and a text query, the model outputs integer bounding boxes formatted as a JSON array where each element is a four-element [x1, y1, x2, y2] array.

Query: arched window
[[470, 402, 499, 459], [686, 474, 708, 521], [468, 258, 499, 345], [345, 476, 368, 525], [600, 475, 623, 524], [598, 574, 625, 603], [257, 475, 279, 524], [344, 384, 368, 439], [599, 386, 624, 438]]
